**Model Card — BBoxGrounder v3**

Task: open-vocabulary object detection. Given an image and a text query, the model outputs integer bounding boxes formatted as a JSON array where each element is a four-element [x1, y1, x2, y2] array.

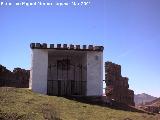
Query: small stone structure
[[105, 62, 135, 106], [30, 43, 104, 96], [0, 65, 30, 88]]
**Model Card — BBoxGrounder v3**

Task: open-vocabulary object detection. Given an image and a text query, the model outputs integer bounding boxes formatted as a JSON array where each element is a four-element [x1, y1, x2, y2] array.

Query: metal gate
[[47, 58, 86, 96]]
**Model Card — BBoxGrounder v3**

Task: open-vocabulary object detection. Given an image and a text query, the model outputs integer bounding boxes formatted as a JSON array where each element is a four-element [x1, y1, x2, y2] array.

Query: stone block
[[57, 44, 61, 48], [76, 45, 80, 49], [42, 43, 47, 48], [88, 45, 93, 50], [30, 43, 35, 49], [63, 44, 67, 49], [94, 46, 104, 51], [70, 44, 74, 49], [36, 43, 41, 48], [50, 44, 54, 48]]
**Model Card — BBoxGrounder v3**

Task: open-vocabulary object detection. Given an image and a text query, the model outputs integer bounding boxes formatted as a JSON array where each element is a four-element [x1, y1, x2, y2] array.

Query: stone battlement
[[30, 43, 104, 51]]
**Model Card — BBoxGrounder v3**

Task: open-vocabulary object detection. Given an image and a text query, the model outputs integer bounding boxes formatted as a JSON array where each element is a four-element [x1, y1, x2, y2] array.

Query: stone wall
[[87, 51, 103, 96], [105, 62, 135, 106], [0, 65, 30, 88], [30, 49, 48, 94]]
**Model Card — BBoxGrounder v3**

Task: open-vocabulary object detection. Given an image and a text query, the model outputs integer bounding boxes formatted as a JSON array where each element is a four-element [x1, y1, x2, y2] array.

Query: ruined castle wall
[[105, 62, 135, 106], [0, 65, 29, 88]]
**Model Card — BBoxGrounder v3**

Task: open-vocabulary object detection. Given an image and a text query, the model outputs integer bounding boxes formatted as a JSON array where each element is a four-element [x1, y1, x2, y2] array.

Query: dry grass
[[0, 87, 160, 120]]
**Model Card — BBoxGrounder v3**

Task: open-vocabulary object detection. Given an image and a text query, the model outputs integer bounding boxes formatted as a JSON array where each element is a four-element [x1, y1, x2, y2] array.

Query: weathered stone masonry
[[105, 62, 135, 106], [0, 65, 30, 88]]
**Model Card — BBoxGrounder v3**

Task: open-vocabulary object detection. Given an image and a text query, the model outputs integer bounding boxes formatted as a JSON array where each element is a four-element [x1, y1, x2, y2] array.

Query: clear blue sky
[[0, 0, 160, 97]]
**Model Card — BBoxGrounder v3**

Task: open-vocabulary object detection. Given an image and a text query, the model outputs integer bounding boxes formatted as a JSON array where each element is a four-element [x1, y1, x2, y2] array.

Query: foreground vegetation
[[0, 87, 159, 120]]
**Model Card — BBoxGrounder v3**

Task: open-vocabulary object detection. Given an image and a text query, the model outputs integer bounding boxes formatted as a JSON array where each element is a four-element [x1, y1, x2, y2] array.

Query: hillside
[[145, 98, 160, 106], [134, 93, 157, 105], [0, 87, 160, 120]]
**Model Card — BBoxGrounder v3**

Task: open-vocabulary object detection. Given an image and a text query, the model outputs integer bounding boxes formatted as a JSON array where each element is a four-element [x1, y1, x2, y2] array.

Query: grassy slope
[[0, 87, 159, 120]]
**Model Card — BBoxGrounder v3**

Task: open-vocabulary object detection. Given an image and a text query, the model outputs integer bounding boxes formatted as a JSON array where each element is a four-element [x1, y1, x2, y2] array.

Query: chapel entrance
[[47, 51, 86, 96]]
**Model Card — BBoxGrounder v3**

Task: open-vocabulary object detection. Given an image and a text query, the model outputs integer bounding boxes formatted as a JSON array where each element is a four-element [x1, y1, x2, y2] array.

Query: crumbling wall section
[[105, 62, 135, 106], [0, 65, 30, 88]]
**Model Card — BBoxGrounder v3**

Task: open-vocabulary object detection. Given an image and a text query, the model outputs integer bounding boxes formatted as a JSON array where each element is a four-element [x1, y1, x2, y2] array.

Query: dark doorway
[[47, 57, 86, 96]]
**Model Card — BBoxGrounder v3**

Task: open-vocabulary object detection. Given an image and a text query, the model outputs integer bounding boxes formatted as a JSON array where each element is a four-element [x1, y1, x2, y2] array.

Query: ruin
[[30, 43, 104, 96], [139, 105, 160, 113], [105, 62, 135, 106], [0, 65, 30, 88], [0, 43, 136, 107]]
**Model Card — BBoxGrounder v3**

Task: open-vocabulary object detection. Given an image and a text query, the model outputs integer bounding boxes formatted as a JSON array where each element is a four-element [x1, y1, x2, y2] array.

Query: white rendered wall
[[86, 52, 103, 96], [30, 49, 48, 94]]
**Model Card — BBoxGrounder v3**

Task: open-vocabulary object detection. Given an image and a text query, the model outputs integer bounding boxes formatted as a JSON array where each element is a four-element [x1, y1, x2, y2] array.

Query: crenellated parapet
[[30, 43, 104, 51]]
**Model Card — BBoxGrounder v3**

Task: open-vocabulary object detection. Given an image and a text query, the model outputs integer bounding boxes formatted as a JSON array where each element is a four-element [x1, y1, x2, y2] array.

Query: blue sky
[[0, 0, 160, 97]]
